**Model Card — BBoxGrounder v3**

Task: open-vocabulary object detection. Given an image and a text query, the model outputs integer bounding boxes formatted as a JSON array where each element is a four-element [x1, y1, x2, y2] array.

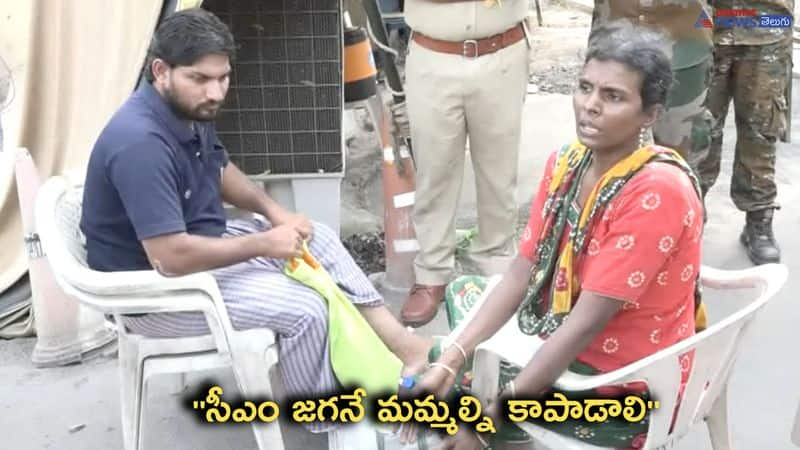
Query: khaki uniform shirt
[[712, 0, 794, 45], [404, 0, 528, 41], [592, 0, 713, 69]]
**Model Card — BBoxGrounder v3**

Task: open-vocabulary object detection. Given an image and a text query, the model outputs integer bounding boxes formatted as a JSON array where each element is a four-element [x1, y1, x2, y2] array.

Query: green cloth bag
[[284, 245, 402, 397]]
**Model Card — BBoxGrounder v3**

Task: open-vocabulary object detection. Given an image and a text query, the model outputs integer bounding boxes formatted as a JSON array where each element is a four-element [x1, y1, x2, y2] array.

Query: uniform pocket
[[769, 94, 788, 141]]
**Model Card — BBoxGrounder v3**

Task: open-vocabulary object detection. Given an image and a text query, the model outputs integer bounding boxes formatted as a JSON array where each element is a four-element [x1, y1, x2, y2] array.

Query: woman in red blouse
[[409, 20, 705, 450]]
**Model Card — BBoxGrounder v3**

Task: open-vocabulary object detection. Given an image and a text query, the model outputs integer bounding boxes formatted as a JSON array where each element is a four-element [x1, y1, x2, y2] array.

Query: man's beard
[[163, 87, 221, 122]]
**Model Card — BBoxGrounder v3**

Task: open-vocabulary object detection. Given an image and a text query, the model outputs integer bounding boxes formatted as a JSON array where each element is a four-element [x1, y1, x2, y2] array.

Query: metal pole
[[361, 0, 415, 163], [361, 0, 404, 103]]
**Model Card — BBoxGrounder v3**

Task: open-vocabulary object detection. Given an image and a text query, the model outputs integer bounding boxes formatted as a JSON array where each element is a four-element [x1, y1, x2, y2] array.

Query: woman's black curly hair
[[585, 19, 675, 110]]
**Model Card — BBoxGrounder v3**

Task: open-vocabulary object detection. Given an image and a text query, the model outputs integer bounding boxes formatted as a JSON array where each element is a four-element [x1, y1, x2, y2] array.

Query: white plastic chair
[[461, 264, 787, 450], [792, 402, 800, 447], [35, 174, 285, 450]]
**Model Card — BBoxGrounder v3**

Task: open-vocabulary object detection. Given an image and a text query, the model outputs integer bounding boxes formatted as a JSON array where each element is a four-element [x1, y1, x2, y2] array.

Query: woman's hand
[[414, 363, 458, 399], [441, 400, 502, 449], [413, 342, 467, 400], [397, 351, 464, 444], [397, 364, 457, 445]]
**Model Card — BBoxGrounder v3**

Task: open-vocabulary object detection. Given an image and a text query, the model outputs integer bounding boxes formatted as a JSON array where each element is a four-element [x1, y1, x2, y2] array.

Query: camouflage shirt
[[711, 0, 794, 45], [592, 0, 713, 69]]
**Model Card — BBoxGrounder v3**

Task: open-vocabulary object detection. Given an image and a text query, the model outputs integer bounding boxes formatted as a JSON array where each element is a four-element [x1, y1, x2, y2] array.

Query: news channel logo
[[695, 10, 792, 29]]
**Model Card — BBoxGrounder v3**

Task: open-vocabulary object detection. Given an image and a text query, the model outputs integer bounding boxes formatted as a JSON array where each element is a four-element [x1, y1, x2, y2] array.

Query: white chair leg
[[707, 383, 733, 450], [791, 400, 800, 447], [166, 372, 187, 395], [327, 428, 342, 450], [471, 345, 503, 404], [118, 339, 143, 450], [136, 360, 155, 450], [118, 367, 136, 450], [248, 397, 284, 449], [232, 345, 285, 450], [327, 420, 381, 450]]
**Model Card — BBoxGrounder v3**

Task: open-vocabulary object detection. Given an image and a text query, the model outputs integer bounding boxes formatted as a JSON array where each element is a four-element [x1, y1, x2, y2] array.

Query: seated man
[[79, 8, 429, 433]]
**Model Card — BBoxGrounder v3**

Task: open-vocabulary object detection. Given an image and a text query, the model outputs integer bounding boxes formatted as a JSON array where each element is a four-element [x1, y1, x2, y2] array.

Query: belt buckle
[[462, 39, 479, 58]]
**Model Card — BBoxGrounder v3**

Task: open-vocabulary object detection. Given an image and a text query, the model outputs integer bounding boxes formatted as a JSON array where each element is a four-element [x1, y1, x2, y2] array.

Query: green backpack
[[284, 245, 402, 398]]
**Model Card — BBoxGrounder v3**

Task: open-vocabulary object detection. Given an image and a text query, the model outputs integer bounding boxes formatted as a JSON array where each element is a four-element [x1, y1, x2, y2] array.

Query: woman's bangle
[[446, 340, 468, 367], [428, 362, 457, 378], [473, 430, 491, 449]]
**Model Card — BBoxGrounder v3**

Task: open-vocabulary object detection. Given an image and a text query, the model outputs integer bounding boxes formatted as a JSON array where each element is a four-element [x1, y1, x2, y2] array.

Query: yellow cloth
[[547, 142, 708, 331], [284, 244, 403, 396], [549, 143, 684, 315]]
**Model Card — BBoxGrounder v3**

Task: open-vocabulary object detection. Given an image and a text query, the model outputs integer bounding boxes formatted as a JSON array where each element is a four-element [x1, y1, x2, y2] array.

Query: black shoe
[[739, 209, 781, 265]]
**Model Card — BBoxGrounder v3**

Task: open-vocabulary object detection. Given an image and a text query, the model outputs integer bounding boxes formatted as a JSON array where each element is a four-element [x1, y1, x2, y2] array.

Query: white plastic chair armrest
[[53, 268, 236, 356], [64, 286, 218, 316], [477, 264, 787, 393], [700, 263, 786, 295], [475, 328, 673, 394], [67, 269, 220, 299]]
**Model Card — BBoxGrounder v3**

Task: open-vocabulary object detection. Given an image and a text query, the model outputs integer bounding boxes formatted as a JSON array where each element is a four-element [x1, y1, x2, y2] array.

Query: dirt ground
[[342, 3, 591, 274], [526, 2, 592, 94]]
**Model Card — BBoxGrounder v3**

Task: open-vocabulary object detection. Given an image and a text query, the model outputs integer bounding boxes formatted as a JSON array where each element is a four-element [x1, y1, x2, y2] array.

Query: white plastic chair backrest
[[630, 264, 787, 448], [35, 175, 101, 308], [37, 175, 236, 356], [54, 182, 89, 266]]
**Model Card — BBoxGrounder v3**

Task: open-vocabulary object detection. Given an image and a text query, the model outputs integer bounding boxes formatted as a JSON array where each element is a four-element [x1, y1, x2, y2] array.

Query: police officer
[[398, 0, 531, 327], [697, 0, 793, 264]]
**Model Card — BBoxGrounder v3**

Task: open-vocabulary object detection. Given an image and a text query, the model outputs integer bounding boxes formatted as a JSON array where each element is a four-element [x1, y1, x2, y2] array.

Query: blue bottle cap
[[399, 375, 417, 390]]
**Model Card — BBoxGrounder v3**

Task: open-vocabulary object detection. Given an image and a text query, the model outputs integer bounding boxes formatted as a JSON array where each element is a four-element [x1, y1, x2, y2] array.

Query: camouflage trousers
[[643, 58, 714, 173], [696, 41, 790, 211]]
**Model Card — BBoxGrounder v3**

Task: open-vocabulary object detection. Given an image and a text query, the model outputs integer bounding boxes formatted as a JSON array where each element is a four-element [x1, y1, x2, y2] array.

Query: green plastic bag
[[284, 245, 402, 397]]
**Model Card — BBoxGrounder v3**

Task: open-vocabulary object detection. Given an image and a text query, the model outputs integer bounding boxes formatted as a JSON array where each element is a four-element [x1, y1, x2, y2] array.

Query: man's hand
[[389, 99, 411, 139], [273, 212, 313, 241], [260, 224, 304, 259]]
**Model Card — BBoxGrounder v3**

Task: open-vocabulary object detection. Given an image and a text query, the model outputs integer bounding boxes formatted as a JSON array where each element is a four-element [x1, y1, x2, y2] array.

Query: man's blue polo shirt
[[80, 82, 229, 272]]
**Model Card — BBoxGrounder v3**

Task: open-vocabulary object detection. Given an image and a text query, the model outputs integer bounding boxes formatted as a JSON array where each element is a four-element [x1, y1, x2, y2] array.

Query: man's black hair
[[144, 8, 235, 82]]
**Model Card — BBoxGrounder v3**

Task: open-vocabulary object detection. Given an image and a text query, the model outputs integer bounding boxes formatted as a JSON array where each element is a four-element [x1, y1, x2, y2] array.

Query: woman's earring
[[638, 127, 647, 148]]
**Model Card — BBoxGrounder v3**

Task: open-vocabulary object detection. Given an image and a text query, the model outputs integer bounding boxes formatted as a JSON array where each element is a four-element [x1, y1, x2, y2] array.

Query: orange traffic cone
[[15, 148, 116, 367]]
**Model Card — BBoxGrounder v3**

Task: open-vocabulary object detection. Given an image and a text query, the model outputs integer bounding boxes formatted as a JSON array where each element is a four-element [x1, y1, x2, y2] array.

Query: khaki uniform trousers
[[405, 38, 529, 285]]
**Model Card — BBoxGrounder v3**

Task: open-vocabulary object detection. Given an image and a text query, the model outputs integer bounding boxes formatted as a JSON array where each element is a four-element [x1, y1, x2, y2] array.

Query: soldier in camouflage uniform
[[590, 0, 715, 171], [697, 0, 793, 264]]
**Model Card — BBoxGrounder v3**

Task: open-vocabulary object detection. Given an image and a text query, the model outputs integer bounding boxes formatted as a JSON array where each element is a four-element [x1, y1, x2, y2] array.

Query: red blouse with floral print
[[519, 151, 703, 374]]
